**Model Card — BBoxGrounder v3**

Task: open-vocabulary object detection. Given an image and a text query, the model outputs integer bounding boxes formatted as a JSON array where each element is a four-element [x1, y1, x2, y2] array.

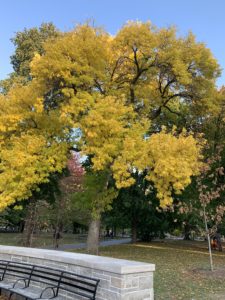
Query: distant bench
[[0, 260, 99, 300]]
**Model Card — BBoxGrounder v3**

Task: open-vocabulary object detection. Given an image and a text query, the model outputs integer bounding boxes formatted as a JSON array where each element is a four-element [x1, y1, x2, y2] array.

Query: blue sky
[[0, 0, 224, 86]]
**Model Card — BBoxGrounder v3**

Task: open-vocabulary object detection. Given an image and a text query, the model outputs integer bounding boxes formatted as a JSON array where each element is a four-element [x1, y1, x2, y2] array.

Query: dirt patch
[[207, 292, 225, 300], [190, 267, 225, 279]]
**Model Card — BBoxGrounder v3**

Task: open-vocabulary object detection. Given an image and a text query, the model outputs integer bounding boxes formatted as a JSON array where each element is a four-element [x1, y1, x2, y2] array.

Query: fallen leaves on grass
[[96, 240, 225, 300]]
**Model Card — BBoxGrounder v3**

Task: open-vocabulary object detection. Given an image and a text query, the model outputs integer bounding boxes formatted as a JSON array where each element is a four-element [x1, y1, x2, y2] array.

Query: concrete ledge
[[0, 245, 155, 300], [0, 245, 155, 274]]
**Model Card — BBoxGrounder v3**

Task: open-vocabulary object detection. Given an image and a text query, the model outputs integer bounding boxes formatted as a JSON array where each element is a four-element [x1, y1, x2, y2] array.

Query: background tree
[[104, 171, 175, 243], [197, 149, 225, 270], [52, 153, 84, 248], [0, 23, 60, 93], [22, 172, 60, 247]]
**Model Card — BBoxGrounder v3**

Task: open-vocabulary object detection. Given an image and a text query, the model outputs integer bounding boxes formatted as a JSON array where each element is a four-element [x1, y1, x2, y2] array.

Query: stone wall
[[0, 245, 155, 300]]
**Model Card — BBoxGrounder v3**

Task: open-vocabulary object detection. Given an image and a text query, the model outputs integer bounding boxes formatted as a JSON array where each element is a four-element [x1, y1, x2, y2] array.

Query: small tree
[[179, 147, 225, 271], [196, 148, 225, 271]]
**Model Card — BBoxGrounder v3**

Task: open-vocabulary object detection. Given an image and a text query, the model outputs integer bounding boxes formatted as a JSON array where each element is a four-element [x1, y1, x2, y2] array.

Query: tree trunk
[[86, 173, 111, 254], [22, 197, 37, 247], [131, 218, 137, 243], [53, 226, 62, 249], [19, 220, 25, 233], [203, 205, 214, 271], [73, 222, 77, 234], [87, 218, 101, 255], [113, 226, 117, 238], [53, 193, 65, 249], [183, 223, 191, 240]]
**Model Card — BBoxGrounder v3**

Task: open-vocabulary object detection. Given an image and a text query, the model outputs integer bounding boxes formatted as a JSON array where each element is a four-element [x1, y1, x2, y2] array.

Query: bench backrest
[[29, 265, 62, 288], [59, 271, 99, 300], [0, 260, 99, 300], [0, 260, 34, 283], [30, 266, 99, 299]]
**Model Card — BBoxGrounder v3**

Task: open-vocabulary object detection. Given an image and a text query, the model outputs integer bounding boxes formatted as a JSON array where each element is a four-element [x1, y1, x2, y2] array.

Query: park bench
[[0, 260, 100, 299]]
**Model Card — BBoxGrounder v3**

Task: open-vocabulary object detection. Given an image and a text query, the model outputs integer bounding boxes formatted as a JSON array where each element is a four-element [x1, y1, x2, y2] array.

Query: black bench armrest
[[39, 286, 58, 299], [13, 278, 29, 289]]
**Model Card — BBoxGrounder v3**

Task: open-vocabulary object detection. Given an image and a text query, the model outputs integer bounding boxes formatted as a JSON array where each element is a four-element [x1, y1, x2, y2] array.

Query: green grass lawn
[[73, 240, 225, 300], [0, 232, 87, 247]]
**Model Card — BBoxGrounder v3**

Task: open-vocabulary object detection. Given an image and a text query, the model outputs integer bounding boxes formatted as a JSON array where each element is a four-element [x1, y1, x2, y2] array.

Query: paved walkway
[[45, 238, 131, 251]]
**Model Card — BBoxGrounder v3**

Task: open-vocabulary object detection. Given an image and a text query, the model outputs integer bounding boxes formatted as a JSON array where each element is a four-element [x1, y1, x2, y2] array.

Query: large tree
[[0, 22, 221, 252]]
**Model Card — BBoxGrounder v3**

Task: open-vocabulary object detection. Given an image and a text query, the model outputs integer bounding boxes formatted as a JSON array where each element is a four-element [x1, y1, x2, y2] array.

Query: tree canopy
[[0, 21, 221, 212]]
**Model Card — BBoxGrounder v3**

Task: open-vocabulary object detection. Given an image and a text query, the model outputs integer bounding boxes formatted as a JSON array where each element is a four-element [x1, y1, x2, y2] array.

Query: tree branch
[[164, 105, 181, 116]]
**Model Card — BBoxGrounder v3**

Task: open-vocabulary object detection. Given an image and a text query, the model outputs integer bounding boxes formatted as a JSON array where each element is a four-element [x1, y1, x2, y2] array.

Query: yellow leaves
[[0, 82, 70, 211], [30, 25, 110, 93], [0, 83, 42, 136], [80, 95, 137, 169], [0, 132, 68, 210], [114, 21, 156, 54], [111, 120, 149, 187], [28, 21, 220, 122], [144, 130, 203, 207], [29, 52, 41, 70], [34, 97, 44, 113], [60, 91, 95, 124], [111, 128, 203, 208]]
